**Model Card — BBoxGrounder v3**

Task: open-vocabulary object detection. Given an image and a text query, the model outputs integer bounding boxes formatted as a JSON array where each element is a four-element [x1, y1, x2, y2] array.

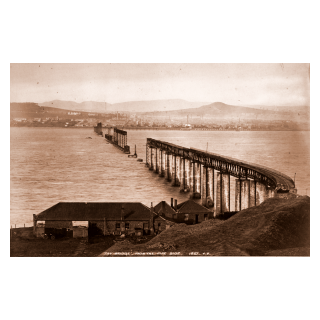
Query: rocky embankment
[[101, 196, 310, 256]]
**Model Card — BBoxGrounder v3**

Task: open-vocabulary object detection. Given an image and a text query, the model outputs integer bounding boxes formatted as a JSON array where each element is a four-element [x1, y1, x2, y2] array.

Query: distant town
[[10, 102, 310, 131]]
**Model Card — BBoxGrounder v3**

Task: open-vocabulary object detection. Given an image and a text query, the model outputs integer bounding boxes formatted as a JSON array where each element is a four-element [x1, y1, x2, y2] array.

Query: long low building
[[33, 202, 174, 238]]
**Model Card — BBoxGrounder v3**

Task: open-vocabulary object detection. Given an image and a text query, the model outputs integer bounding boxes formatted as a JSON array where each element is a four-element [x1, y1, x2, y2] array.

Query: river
[[10, 127, 310, 226]]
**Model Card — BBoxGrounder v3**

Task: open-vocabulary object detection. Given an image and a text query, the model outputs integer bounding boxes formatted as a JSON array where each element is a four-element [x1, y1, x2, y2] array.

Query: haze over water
[[10, 127, 310, 226]]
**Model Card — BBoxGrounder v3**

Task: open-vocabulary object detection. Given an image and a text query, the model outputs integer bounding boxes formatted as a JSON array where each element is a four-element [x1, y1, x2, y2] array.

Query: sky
[[10, 63, 310, 106]]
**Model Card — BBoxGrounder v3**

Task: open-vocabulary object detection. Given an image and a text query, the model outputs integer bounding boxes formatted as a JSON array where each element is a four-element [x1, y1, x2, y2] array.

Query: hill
[[38, 99, 208, 113], [111, 99, 208, 112], [241, 104, 310, 114], [139, 101, 272, 114], [10, 102, 110, 121], [139, 101, 309, 122], [38, 100, 112, 113], [191, 102, 275, 115], [12, 100, 310, 123], [11, 102, 70, 119], [101, 196, 310, 256]]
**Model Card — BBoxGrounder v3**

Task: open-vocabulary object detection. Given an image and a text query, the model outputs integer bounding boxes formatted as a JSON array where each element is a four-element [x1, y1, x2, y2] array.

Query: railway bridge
[[146, 138, 296, 215]]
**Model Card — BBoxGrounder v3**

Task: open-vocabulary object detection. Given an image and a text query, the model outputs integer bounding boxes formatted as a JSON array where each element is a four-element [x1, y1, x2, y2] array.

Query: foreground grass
[[10, 237, 81, 257], [10, 232, 156, 257]]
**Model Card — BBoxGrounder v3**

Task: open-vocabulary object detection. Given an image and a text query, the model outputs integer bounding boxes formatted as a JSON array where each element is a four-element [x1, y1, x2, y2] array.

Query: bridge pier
[[166, 153, 172, 181], [268, 188, 275, 198], [158, 148, 161, 175], [249, 180, 256, 207], [241, 179, 250, 210], [146, 145, 150, 168], [154, 148, 159, 173], [164, 152, 168, 179], [235, 179, 251, 211], [153, 148, 157, 172], [184, 159, 191, 192], [256, 181, 267, 205], [201, 166, 207, 206], [192, 162, 201, 198], [160, 150, 165, 177], [216, 172, 230, 216], [189, 161, 194, 194], [158, 149, 161, 175], [175, 156, 181, 186], [171, 155, 177, 186], [179, 157, 186, 192], [149, 147, 154, 171], [236, 180, 276, 208], [235, 179, 241, 211], [156, 148, 160, 173], [207, 167, 214, 208]]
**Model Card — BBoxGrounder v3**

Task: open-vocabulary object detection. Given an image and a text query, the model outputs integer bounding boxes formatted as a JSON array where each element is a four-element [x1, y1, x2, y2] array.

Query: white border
[[3, 1, 319, 320]]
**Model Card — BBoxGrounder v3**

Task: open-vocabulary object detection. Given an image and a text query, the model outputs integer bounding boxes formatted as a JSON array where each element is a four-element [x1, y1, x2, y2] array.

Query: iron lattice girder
[[114, 128, 127, 135], [146, 138, 295, 190]]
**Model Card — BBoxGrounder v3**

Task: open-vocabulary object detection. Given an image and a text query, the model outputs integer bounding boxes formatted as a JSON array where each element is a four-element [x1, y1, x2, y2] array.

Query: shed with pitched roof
[[176, 200, 213, 224], [154, 199, 213, 224], [33, 202, 154, 237]]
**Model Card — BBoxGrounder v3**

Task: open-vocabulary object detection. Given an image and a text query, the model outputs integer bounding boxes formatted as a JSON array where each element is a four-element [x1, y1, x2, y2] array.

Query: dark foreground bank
[[101, 196, 310, 256], [11, 196, 310, 257], [10, 229, 155, 257]]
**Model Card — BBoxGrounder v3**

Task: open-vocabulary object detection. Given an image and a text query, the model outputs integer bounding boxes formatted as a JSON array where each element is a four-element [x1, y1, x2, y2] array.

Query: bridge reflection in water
[[146, 138, 296, 216]]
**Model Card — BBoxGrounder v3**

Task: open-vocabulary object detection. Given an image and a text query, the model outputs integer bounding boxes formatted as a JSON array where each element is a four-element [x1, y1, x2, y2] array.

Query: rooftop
[[36, 202, 152, 221], [176, 200, 211, 214], [154, 201, 177, 215]]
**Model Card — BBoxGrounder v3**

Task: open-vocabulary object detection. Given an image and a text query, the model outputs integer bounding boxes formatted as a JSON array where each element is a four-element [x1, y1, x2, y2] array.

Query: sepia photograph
[[3, 2, 318, 320], [10, 63, 310, 257]]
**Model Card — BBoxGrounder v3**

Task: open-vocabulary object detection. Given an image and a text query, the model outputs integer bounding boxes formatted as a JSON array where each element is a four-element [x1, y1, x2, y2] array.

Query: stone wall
[[182, 212, 213, 224], [73, 227, 88, 238], [36, 226, 45, 237], [89, 220, 149, 235]]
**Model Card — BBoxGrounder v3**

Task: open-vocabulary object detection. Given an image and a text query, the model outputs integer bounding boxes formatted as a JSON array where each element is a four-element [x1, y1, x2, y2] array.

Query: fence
[[10, 223, 33, 229]]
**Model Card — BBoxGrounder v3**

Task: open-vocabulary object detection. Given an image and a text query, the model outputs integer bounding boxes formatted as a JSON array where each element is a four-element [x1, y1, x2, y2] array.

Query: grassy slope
[[10, 231, 154, 257], [103, 196, 310, 256], [10, 237, 81, 257]]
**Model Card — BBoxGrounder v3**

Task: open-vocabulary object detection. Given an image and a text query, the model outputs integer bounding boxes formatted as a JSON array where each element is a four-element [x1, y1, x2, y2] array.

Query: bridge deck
[[147, 139, 295, 191], [194, 147, 295, 189]]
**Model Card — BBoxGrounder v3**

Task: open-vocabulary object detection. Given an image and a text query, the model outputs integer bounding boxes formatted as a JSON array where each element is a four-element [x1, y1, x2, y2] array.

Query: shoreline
[[10, 126, 310, 132]]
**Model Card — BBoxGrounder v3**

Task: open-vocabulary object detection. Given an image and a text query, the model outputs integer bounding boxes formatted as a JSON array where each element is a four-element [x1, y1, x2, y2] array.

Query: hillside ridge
[[100, 196, 310, 256]]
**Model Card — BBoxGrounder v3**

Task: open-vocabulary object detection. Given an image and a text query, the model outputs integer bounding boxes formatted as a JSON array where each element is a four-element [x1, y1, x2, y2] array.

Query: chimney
[[171, 198, 174, 208], [174, 199, 177, 211], [149, 202, 154, 235]]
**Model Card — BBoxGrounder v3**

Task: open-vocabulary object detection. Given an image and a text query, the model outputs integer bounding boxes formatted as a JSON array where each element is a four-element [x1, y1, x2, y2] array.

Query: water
[[10, 127, 310, 226]]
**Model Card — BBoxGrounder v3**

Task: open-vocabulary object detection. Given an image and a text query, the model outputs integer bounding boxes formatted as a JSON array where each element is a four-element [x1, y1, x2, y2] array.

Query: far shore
[[10, 126, 310, 132]]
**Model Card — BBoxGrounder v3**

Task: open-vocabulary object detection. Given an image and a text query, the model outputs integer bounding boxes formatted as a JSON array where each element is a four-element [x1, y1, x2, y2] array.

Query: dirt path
[[73, 240, 88, 256]]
